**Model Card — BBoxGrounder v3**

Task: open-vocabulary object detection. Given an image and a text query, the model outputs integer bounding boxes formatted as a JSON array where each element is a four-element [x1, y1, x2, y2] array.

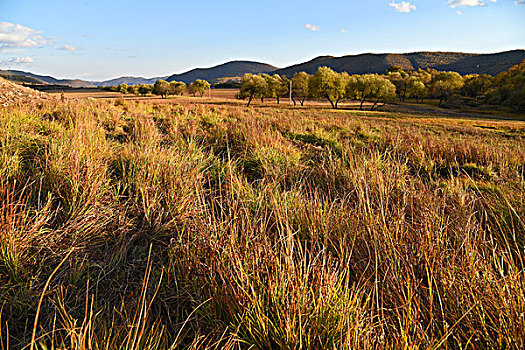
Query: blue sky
[[1, 0, 524, 81]]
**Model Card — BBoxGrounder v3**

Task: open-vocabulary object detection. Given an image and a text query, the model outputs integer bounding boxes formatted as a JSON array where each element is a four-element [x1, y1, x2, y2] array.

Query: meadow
[[1, 96, 524, 349]]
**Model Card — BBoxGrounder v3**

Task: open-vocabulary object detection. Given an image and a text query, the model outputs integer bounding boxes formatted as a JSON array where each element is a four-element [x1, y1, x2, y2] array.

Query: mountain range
[[1, 50, 523, 88], [164, 61, 277, 84], [0, 69, 95, 88], [273, 50, 525, 77]]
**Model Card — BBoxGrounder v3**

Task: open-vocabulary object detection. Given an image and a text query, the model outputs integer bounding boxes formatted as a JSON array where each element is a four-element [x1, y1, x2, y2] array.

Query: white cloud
[[448, 0, 496, 8], [0, 56, 35, 65], [59, 45, 79, 51], [304, 24, 320, 31], [515, 0, 524, 4], [341, 28, 349, 34], [0, 22, 51, 51], [457, 10, 463, 14], [389, 1, 416, 13]]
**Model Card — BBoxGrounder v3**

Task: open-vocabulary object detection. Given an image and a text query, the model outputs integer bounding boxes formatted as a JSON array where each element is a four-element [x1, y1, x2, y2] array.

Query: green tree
[[237, 73, 267, 107], [291, 72, 310, 106], [368, 75, 396, 110], [260, 74, 289, 104], [169, 81, 186, 96], [486, 60, 525, 112], [386, 65, 405, 74], [127, 85, 139, 95], [406, 77, 426, 103], [386, 70, 410, 102], [264, 74, 288, 104], [189, 79, 210, 97], [462, 74, 493, 100], [276, 75, 290, 104], [412, 69, 433, 85], [138, 84, 152, 96], [352, 74, 396, 110], [344, 74, 359, 101], [309, 67, 348, 109], [118, 83, 128, 94], [259, 74, 273, 103], [429, 71, 464, 106], [153, 79, 170, 98]]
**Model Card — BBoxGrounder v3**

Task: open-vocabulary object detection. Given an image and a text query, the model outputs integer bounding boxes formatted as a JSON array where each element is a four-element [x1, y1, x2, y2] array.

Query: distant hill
[[166, 61, 278, 84], [95, 61, 277, 86], [3, 50, 522, 89], [274, 50, 525, 77], [0, 70, 95, 88], [94, 76, 167, 87]]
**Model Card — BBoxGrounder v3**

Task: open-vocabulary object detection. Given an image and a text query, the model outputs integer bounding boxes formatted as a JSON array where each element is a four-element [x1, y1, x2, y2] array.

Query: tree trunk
[[276, 97, 280, 104], [247, 95, 254, 107], [371, 99, 386, 111], [292, 98, 296, 106], [371, 98, 379, 111], [326, 95, 335, 109], [360, 98, 366, 110], [261, 97, 264, 103], [300, 98, 305, 106]]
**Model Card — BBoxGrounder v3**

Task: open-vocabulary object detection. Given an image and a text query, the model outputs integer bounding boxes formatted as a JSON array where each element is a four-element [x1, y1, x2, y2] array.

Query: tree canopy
[[188, 79, 210, 97], [291, 72, 310, 106], [153, 79, 170, 98], [169, 81, 186, 96], [309, 67, 348, 109], [429, 71, 464, 106], [226, 61, 524, 112], [237, 74, 268, 107], [485, 60, 525, 111]]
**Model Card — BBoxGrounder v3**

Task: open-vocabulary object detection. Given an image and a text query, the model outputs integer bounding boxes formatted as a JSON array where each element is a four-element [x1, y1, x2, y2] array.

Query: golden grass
[[0, 98, 524, 349]]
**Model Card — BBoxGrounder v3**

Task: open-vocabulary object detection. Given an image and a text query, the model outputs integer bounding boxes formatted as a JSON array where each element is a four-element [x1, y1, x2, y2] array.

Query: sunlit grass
[[0, 98, 524, 348]]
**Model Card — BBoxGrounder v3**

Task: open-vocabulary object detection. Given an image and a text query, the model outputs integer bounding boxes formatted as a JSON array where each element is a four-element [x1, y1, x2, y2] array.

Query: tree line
[[102, 59, 524, 112], [104, 79, 210, 99], [237, 60, 525, 111]]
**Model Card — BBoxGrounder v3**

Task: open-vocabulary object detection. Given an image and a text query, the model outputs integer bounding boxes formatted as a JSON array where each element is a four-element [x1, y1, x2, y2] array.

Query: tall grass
[[0, 98, 524, 348]]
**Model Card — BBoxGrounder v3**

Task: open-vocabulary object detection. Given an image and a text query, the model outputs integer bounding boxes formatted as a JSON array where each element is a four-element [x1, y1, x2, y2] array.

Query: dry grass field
[[1, 96, 524, 349], [49, 88, 525, 122], [47, 88, 241, 101]]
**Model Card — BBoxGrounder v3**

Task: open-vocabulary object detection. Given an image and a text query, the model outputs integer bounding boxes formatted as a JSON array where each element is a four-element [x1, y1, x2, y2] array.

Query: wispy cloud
[[0, 56, 35, 65], [0, 22, 80, 55], [515, 0, 524, 4], [389, 1, 416, 13], [456, 10, 463, 14], [76, 73, 92, 77], [0, 22, 51, 51], [341, 28, 349, 34], [58, 45, 80, 51], [304, 24, 320, 31], [447, 0, 496, 8]]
